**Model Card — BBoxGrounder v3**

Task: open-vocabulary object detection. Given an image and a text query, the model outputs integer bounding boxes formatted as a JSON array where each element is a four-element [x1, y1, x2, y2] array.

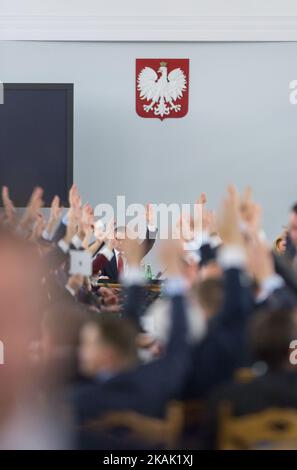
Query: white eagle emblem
[[137, 61, 187, 118]]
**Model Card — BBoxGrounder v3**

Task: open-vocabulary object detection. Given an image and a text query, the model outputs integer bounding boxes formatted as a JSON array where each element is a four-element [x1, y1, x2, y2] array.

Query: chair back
[[219, 402, 297, 449], [84, 400, 184, 449]]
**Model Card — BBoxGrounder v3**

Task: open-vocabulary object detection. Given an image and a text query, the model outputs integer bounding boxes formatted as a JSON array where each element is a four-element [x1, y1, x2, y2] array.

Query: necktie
[[117, 253, 124, 275]]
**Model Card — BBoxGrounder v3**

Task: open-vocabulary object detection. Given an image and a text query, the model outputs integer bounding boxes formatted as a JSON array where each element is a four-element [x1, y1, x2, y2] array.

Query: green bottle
[[145, 264, 153, 281]]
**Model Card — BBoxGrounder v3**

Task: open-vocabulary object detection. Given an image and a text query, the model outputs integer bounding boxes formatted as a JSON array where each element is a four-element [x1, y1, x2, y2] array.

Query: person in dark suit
[[205, 307, 297, 448], [184, 191, 297, 401], [184, 246, 253, 399], [285, 203, 297, 260], [92, 204, 158, 281], [92, 226, 157, 280], [69, 239, 190, 432], [182, 189, 255, 399]]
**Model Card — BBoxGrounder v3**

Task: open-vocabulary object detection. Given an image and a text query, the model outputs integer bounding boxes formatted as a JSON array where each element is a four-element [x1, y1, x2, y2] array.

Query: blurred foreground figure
[[0, 227, 71, 449]]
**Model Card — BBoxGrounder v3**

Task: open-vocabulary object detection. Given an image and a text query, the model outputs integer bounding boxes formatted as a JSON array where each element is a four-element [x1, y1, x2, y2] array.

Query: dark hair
[[87, 316, 138, 362], [195, 278, 224, 316], [291, 203, 297, 215], [248, 308, 297, 369]]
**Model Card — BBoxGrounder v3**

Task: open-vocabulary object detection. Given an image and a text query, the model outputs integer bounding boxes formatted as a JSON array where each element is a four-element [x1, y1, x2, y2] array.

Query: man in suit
[[184, 243, 253, 399], [182, 188, 254, 399], [69, 239, 190, 431], [284, 203, 297, 262], [184, 188, 297, 400], [205, 307, 297, 448], [92, 204, 158, 281]]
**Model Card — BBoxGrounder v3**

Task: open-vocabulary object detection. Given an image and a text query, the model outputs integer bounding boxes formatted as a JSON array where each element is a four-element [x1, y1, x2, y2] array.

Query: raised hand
[[64, 207, 77, 244], [19, 187, 44, 232], [2, 186, 16, 226], [198, 192, 207, 205], [29, 212, 46, 242], [64, 185, 82, 243], [146, 203, 155, 226], [79, 203, 94, 239], [105, 219, 118, 250], [159, 238, 184, 277], [87, 218, 116, 256], [240, 186, 262, 238], [94, 218, 115, 244], [176, 212, 194, 242], [79, 204, 94, 248], [203, 208, 217, 234], [69, 184, 81, 208], [68, 184, 82, 221], [50, 195, 63, 222], [218, 185, 243, 246], [45, 195, 63, 237], [246, 238, 275, 283], [122, 236, 144, 267], [192, 192, 207, 237]]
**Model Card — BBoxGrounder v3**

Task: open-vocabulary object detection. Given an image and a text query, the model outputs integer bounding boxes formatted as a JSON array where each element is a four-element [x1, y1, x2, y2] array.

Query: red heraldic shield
[[136, 58, 189, 121]]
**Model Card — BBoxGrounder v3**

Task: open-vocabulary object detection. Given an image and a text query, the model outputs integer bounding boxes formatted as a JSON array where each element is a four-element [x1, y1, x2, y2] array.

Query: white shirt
[[114, 249, 128, 275]]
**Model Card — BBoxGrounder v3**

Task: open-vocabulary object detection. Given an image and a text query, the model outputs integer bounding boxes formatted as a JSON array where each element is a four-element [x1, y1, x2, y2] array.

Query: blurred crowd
[[0, 184, 297, 449]]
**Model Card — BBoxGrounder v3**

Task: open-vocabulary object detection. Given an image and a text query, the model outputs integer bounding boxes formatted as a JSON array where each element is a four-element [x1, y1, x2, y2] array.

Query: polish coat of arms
[[136, 59, 189, 120]]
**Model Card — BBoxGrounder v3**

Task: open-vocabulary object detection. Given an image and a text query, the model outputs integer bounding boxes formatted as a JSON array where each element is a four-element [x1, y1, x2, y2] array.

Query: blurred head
[[288, 204, 297, 247], [273, 235, 286, 255], [40, 299, 89, 388], [194, 278, 224, 319], [41, 299, 88, 363], [199, 261, 222, 281], [79, 317, 138, 377], [248, 308, 297, 370], [114, 226, 127, 252], [182, 257, 200, 287]]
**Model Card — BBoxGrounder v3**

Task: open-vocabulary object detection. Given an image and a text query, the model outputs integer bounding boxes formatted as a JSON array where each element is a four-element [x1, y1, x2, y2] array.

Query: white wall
[[2, 0, 297, 16], [1, 3, 297, 269], [1, 39, 297, 249], [1, 1, 297, 41]]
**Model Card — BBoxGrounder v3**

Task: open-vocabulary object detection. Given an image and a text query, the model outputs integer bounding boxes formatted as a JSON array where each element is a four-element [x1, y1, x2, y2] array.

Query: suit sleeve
[[140, 227, 157, 257], [142, 290, 191, 399], [51, 220, 67, 243], [187, 266, 253, 398], [199, 242, 217, 266], [122, 284, 146, 330]]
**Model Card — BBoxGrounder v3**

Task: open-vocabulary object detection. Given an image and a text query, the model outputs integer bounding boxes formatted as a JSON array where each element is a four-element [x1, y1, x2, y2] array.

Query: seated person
[[92, 204, 157, 281], [206, 307, 297, 448], [68, 239, 191, 431]]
